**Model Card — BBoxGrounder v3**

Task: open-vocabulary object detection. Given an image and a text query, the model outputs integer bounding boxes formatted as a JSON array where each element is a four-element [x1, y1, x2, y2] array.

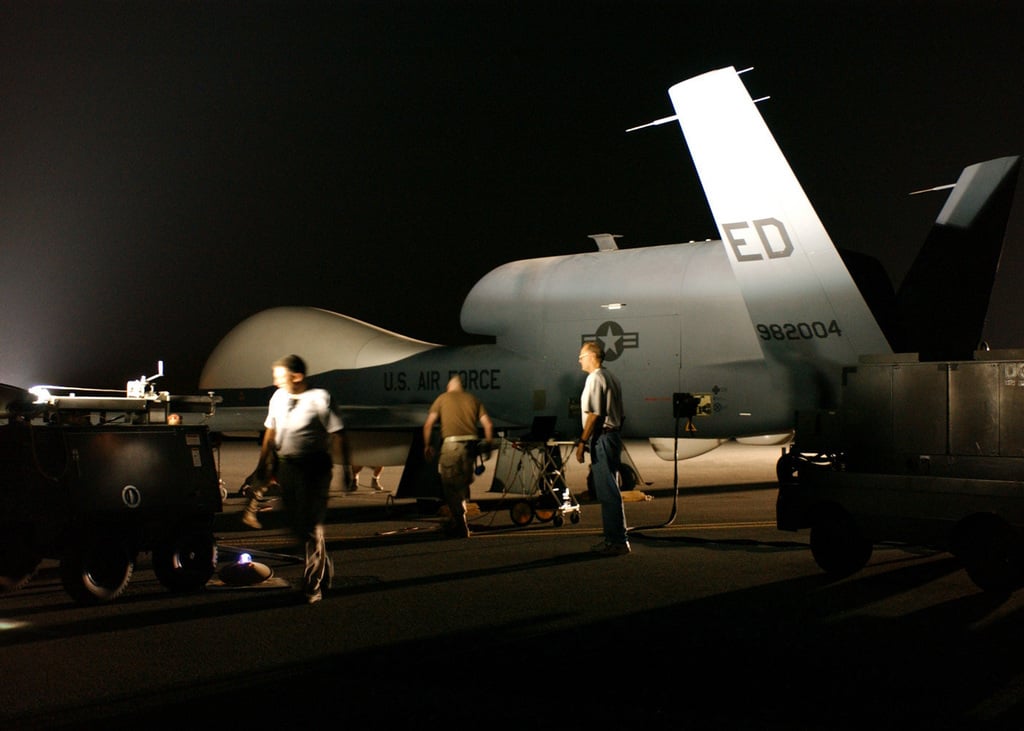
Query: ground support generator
[[777, 350, 1024, 592], [0, 383, 223, 603]]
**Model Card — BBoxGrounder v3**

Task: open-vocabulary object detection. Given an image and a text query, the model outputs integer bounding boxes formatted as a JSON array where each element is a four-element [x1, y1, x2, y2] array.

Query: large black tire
[[60, 535, 134, 604], [809, 505, 872, 577], [0, 523, 42, 593], [956, 516, 1024, 593], [152, 531, 218, 593]]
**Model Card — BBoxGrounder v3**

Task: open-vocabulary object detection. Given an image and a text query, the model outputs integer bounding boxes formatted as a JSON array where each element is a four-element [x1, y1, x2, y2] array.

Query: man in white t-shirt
[[250, 354, 346, 603], [574, 341, 629, 555]]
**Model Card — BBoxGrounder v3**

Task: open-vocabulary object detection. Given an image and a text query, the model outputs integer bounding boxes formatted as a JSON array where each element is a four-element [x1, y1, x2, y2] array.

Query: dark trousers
[[278, 452, 333, 594], [590, 430, 628, 545]]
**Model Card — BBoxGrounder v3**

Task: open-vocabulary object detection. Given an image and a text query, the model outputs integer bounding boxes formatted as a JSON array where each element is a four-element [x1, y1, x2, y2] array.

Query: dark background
[[2, 0, 1022, 394]]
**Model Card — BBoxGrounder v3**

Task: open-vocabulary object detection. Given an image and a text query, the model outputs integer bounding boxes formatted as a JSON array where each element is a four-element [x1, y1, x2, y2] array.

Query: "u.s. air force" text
[[383, 369, 501, 392]]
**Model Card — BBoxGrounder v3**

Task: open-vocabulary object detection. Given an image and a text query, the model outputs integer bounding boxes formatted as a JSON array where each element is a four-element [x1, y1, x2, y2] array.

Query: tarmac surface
[[210, 435, 784, 549], [5, 436, 1024, 730]]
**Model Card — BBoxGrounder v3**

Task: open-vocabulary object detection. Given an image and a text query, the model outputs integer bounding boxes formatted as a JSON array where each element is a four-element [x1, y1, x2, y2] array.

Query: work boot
[[241, 507, 263, 530], [343, 466, 358, 492], [591, 540, 630, 556]]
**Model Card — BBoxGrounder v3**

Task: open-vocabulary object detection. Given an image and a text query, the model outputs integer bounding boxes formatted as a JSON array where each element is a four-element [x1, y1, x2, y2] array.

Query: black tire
[[152, 531, 218, 593], [553, 514, 565, 528], [570, 510, 581, 524], [0, 523, 42, 593], [60, 536, 134, 604], [809, 505, 872, 577], [510, 500, 534, 526], [958, 517, 1024, 593]]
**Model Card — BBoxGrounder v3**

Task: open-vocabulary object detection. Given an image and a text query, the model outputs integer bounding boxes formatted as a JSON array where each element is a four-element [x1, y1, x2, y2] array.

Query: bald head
[[580, 341, 604, 363]]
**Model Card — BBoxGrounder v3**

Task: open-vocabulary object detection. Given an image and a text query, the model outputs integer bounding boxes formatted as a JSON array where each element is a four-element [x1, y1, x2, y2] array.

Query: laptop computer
[[518, 415, 558, 442]]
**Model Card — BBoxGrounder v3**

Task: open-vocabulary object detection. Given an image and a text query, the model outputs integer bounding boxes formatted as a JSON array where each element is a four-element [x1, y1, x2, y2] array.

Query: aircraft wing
[[196, 402, 431, 435], [200, 306, 439, 389]]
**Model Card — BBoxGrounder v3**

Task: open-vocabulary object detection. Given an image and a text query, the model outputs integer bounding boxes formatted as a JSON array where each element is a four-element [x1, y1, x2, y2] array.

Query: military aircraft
[[196, 66, 1020, 470]]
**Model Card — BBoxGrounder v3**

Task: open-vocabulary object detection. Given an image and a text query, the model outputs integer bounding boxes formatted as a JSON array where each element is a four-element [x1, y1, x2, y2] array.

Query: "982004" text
[[756, 320, 843, 341]]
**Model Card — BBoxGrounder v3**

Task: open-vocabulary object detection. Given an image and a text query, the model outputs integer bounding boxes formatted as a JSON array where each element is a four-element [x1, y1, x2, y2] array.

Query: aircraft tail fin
[[667, 67, 892, 382], [892, 156, 1022, 359]]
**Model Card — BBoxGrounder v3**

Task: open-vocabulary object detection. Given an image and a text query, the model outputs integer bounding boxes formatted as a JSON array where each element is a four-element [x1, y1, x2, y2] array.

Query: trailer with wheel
[[0, 374, 223, 603], [777, 350, 1024, 592]]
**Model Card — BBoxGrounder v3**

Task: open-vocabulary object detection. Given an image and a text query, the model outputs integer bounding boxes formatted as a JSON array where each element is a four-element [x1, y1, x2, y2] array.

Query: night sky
[[2, 1, 1022, 395]]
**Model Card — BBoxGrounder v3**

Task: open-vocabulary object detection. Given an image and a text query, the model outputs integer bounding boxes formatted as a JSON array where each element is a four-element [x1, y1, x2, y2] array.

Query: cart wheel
[[534, 489, 558, 522], [385, 494, 396, 516], [153, 531, 218, 593], [60, 535, 135, 604], [0, 523, 42, 593], [510, 500, 534, 526], [553, 514, 565, 528], [534, 506, 556, 522], [570, 510, 581, 524]]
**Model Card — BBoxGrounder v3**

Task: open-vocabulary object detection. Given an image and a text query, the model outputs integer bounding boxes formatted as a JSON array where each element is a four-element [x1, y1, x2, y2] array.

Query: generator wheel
[[153, 531, 218, 593], [957, 516, 1024, 593], [809, 505, 872, 577], [0, 523, 42, 593], [60, 535, 134, 604], [510, 499, 534, 526]]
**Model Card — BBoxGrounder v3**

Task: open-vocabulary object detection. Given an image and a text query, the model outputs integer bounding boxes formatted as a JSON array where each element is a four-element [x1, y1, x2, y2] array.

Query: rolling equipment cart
[[489, 437, 581, 528]]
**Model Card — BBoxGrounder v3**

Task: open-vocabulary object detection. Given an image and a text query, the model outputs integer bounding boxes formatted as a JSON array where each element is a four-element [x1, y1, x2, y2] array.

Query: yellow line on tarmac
[[654, 520, 778, 531], [473, 520, 779, 538]]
